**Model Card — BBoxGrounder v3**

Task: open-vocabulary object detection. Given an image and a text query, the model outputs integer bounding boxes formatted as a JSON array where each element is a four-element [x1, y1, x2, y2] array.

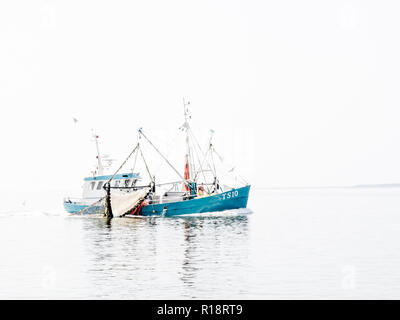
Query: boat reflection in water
[[78, 212, 250, 299]]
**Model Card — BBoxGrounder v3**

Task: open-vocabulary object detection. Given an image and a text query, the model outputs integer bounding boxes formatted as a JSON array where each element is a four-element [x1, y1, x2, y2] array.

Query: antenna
[[182, 98, 191, 124]]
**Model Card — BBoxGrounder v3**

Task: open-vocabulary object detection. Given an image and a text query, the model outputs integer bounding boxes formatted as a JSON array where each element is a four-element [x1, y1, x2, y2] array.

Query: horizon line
[[254, 183, 400, 190]]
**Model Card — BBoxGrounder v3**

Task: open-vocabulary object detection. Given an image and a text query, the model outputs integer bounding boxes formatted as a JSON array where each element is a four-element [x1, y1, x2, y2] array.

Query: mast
[[92, 130, 104, 176], [182, 98, 195, 191], [183, 98, 190, 177], [182, 98, 195, 178]]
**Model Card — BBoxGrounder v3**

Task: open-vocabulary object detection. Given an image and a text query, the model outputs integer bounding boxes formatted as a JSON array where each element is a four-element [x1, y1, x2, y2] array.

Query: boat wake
[[123, 208, 253, 219], [178, 208, 253, 217], [0, 209, 66, 218]]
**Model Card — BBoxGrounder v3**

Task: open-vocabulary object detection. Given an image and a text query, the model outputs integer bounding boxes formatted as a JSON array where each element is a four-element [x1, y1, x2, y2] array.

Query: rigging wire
[[139, 144, 154, 183], [131, 145, 139, 173], [188, 129, 211, 193], [151, 130, 181, 178], [211, 144, 249, 186], [74, 196, 106, 215], [139, 128, 184, 180], [194, 145, 212, 180], [106, 143, 139, 184], [190, 128, 217, 181], [210, 144, 217, 178]]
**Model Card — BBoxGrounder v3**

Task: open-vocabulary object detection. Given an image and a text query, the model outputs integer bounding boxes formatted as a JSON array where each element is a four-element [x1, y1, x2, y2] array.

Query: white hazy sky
[[1, 0, 400, 210]]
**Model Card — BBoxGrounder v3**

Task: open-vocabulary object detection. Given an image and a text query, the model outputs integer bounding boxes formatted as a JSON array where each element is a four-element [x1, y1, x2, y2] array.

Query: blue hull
[[140, 185, 251, 217], [63, 202, 104, 214]]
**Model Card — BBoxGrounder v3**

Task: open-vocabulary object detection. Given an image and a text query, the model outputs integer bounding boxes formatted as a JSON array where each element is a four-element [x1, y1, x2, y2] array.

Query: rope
[[188, 129, 210, 193], [74, 197, 106, 215], [189, 128, 206, 155], [211, 144, 249, 186], [190, 128, 215, 175], [194, 144, 214, 180], [189, 128, 216, 181], [139, 129, 184, 180], [132, 146, 139, 173], [107, 143, 139, 184], [210, 144, 217, 178], [151, 130, 181, 178], [139, 145, 154, 183]]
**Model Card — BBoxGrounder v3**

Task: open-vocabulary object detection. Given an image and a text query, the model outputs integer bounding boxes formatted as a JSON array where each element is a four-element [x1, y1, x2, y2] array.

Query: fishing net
[[110, 188, 150, 217], [75, 197, 106, 215]]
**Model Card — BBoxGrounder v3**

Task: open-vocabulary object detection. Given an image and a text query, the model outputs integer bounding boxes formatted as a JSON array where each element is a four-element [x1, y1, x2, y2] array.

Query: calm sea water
[[1, 188, 400, 299]]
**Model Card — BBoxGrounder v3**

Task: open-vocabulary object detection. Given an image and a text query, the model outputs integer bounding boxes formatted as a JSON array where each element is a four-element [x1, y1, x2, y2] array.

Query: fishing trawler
[[97, 100, 251, 218], [63, 133, 141, 214]]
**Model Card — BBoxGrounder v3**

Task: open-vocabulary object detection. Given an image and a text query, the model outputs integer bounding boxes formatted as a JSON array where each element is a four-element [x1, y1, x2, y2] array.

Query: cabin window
[[124, 179, 131, 187], [131, 179, 137, 187], [97, 181, 104, 190], [113, 180, 120, 187], [90, 182, 95, 190]]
